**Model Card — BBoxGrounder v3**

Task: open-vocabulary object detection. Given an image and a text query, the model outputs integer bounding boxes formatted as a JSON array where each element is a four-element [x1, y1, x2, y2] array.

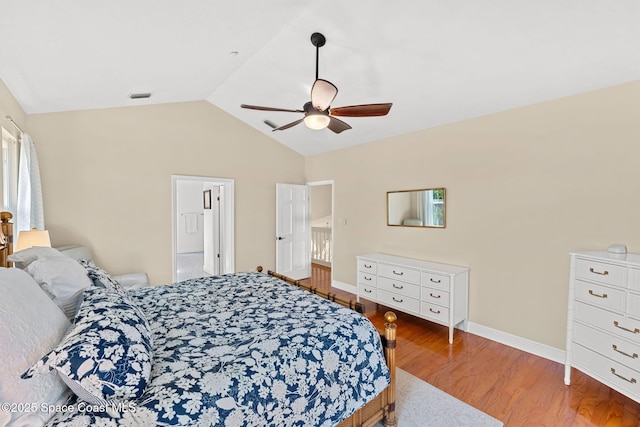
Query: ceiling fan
[[241, 32, 392, 133]]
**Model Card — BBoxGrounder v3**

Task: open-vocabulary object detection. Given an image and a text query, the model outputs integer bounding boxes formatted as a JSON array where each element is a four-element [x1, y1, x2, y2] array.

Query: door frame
[[307, 179, 334, 285], [171, 175, 235, 282]]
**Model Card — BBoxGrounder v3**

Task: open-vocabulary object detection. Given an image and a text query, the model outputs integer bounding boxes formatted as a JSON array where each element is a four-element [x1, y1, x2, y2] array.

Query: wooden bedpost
[[383, 311, 398, 427], [0, 211, 14, 268]]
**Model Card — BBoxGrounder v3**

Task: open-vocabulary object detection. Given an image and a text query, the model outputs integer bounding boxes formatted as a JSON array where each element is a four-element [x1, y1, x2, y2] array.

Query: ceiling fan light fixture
[[240, 32, 392, 134], [304, 113, 330, 130]]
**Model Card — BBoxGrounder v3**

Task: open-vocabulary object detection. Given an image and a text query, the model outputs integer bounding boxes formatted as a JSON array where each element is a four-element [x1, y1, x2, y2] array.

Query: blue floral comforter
[[47, 272, 390, 426]]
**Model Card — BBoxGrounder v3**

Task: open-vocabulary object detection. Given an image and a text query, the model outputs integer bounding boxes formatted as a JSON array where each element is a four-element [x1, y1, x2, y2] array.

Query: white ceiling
[[1, 1, 638, 156]]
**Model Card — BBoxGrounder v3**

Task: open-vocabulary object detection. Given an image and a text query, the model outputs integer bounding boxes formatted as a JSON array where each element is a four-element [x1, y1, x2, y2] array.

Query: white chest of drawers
[[357, 253, 469, 343], [564, 252, 640, 403]]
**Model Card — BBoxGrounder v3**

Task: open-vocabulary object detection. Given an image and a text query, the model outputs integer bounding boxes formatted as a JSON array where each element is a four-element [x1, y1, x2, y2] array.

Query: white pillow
[[7, 246, 67, 269], [26, 257, 93, 319], [0, 268, 71, 427]]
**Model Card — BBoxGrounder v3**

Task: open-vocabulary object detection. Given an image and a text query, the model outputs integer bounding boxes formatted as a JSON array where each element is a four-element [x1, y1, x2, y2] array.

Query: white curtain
[[16, 133, 45, 233]]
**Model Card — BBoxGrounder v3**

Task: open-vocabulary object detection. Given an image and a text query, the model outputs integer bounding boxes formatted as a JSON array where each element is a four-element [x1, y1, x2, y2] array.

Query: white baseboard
[[330, 280, 565, 365], [467, 322, 565, 364], [332, 280, 356, 293]]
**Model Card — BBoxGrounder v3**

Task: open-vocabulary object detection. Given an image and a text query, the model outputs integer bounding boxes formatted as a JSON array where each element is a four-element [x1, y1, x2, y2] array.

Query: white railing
[[311, 227, 332, 266]]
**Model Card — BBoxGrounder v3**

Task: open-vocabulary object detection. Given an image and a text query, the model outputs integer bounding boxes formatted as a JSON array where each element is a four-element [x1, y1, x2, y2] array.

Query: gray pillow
[[8, 246, 66, 269], [26, 256, 93, 319]]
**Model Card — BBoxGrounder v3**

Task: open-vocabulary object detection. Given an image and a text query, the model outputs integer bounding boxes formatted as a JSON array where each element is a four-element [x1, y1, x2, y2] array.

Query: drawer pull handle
[[588, 290, 608, 299], [364, 276, 372, 281], [429, 308, 441, 314], [363, 288, 372, 293], [612, 344, 639, 359], [589, 267, 609, 276], [614, 321, 640, 334], [430, 278, 442, 283], [392, 283, 404, 290], [364, 264, 372, 269], [393, 270, 404, 276], [610, 368, 637, 384], [392, 297, 404, 303], [430, 293, 441, 299]]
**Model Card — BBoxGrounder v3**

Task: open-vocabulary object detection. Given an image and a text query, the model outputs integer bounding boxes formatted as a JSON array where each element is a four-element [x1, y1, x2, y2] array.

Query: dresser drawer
[[573, 344, 640, 400], [575, 302, 640, 345], [378, 263, 421, 285], [421, 301, 450, 324], [630, 269, 640, 292], [628, 293, 640, 319], [358, 272, 377, 287], [378, 289, 420, 313], [358, 283, 377, 300], [358, 259, 377, 274], [378, 276, 420, 299], [574, 322, 640, 373], [575, 280, 625, 312], [422, 287, 450, 307], [575, 258, 627, 288], [421, 272, 450, 292]]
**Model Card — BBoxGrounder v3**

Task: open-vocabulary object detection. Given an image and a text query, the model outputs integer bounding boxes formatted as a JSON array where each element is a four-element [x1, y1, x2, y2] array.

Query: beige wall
[[6, 77, 640, 350], [306, 81, 640, 349], [25, 101, 306, 284], [311, 184, 332, 221]]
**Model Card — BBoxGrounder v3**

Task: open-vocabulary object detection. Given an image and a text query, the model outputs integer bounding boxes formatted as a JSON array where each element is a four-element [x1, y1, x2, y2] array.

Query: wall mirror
[[387, 188, 446, 228]]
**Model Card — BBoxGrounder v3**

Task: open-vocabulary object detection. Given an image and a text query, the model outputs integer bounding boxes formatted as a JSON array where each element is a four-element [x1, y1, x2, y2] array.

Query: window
[[423, 189, 445, 227], [1, 127, 19, 214]]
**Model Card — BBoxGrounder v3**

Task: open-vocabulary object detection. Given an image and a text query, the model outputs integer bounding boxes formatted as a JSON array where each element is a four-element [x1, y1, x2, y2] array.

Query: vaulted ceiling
[[1, 1, 638, 156]]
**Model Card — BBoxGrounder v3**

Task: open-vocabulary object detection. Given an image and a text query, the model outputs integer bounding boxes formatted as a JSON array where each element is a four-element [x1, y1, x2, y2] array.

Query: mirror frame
[[386, 188, 446, 228]]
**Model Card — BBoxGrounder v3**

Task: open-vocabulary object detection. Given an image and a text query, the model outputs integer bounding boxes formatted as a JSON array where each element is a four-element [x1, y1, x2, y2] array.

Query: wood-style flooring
[[302, 264, 640, 427]]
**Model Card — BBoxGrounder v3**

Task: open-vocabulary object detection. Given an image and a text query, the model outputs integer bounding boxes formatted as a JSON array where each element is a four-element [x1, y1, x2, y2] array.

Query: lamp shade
[[304, 114, 330, 130], [16, 229, 51, 251]]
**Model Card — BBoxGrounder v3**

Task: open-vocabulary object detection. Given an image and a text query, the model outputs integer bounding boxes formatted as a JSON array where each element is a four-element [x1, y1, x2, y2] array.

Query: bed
[[0, 212, 398, 427]]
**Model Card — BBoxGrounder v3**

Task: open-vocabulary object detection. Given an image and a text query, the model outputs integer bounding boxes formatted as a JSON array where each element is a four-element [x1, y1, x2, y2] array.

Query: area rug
[[376, 369, 503, 427]]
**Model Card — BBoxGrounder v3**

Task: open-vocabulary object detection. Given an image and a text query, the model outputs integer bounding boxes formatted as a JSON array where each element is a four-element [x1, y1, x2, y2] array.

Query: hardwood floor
[[304, 264, 640, 427]]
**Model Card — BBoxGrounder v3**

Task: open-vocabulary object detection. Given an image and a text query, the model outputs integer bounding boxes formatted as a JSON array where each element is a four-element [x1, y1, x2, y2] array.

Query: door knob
[[276, 236, 285, 240]]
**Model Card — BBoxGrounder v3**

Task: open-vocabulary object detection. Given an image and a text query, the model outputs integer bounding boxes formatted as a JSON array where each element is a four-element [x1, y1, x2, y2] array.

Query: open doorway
[[172, 175, 234, 282], [308, 180, 333, 286]]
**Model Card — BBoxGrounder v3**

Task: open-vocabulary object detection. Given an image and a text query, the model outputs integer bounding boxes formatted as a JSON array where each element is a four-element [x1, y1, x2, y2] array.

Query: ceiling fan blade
[[311, 79, 338, 111], [272, 118, 304, 132], [241, 104, 303, 113], [327, 117, 352, 134], [330, 103, 393, 117]]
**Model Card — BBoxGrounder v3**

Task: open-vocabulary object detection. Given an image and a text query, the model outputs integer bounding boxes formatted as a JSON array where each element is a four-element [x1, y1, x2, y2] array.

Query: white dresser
[[565, 251, 640, 403], [357, 253, 469, 343]]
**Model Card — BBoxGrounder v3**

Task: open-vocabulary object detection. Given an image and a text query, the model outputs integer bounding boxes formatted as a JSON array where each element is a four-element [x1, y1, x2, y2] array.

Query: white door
[[276, 183, 311, 280], [203, 185, 221, 275]]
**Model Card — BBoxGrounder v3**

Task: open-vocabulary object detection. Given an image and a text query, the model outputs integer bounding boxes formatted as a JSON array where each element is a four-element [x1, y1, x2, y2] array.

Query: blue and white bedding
[[44, 272, 390, 426]]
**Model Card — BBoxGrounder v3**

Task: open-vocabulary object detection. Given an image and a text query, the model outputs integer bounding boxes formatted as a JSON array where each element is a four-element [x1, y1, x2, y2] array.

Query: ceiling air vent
[[129, 93, 152, 99]]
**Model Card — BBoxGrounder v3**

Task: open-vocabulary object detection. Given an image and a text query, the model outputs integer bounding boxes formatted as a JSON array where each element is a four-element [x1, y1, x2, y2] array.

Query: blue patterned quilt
[[46, 272, 390, 426]]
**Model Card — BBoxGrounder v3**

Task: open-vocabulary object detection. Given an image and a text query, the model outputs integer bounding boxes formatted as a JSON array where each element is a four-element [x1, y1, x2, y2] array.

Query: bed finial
[[0, 211, 13, 268], [256, 266, 263, 273], [384, 311, 397, 324]]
